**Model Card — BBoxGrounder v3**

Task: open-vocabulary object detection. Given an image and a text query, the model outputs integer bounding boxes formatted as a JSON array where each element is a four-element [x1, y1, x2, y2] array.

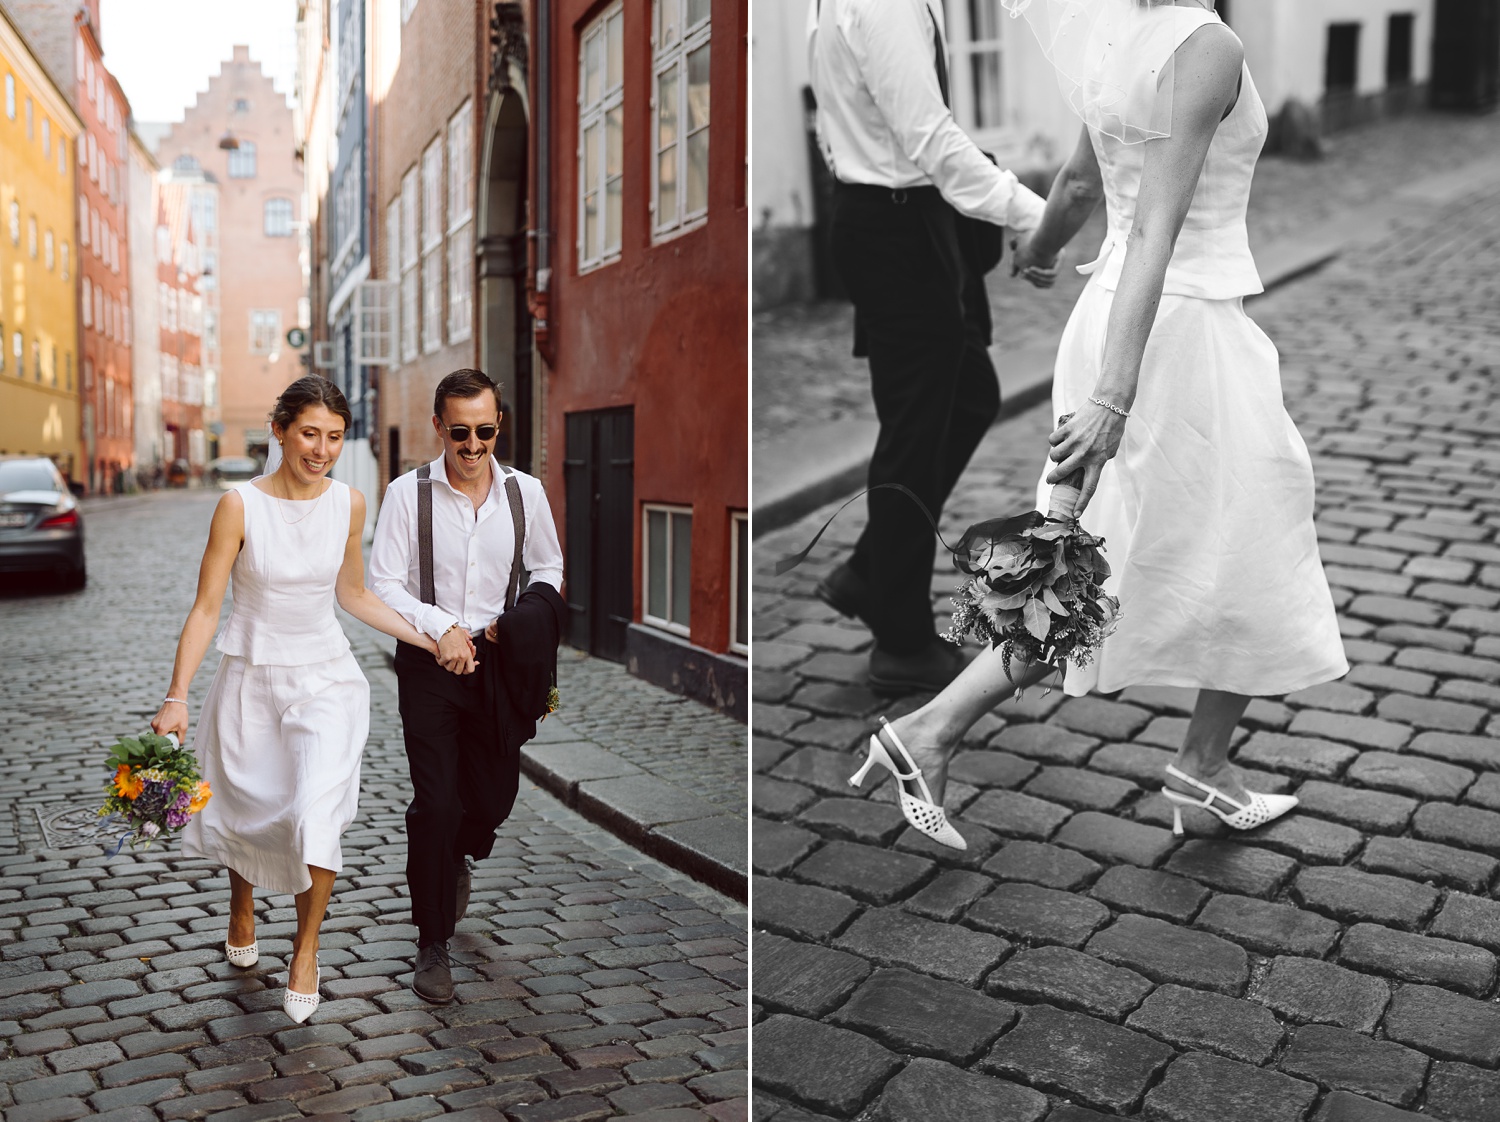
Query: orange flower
[[113, 765, 143, 800], [187, 781, 212, 814]]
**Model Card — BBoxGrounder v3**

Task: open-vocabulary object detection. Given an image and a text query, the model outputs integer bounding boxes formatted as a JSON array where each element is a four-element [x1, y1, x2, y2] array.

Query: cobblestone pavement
[[547, 653, 745, 817], [753, 109, 1500, 453], [750, 176, 1500, 1117], [0, 490, 747, 1122]]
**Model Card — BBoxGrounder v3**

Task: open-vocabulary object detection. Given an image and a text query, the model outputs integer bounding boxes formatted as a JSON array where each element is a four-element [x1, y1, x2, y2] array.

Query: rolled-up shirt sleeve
[[848, 0, 1047, 230], [522, 481, 565, 595], [369, 481, 459, 641]]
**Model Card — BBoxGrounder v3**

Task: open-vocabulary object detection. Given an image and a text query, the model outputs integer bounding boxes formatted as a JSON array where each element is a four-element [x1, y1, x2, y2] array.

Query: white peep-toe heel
[[1161, 764, 1298, 836], [282, 954, 321, 1024], [225, 941, 259, 968], [849, 717, 966, 851]]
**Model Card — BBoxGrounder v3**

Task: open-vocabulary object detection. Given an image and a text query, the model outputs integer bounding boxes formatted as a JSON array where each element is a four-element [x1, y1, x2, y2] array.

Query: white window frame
[[446, 100, 474, 343], [386, 198, 401, 367], [41, 116, 50, 159], [354, 280, 397, 366], [400, 166, 419, 361], [651, 0, 712, 238], [265, 197, 295, 238], [729, 510, 748, 654], [420, 137, 443, 353], [249, 309, 281, 356], [82, 278, 93, 327], [44, 229, 54, 271], [4, 74, 13, 120], [642, 503, 693, 637], [60, 240, 69, 281], [577, 3, 625, 271], [228, 140, 257, 179]]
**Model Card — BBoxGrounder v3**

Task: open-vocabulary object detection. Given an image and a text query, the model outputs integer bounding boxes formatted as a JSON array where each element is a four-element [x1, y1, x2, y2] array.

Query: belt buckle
[[890, 187, 909, 205]]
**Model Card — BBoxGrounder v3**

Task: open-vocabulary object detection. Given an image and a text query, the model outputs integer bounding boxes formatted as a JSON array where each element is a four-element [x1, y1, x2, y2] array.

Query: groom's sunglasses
[[445, 424, 499, 443]]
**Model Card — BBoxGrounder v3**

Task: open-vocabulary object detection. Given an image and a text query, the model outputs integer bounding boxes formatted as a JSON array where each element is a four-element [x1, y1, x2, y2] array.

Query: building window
[[228, 140, 257, 178], [1387, 13, 1415, 87], [7, 201, 17, 245], [447, 99, 473, 343], [4, 75, 13, 120], [25, 97, 33, 139], [400, 166, 419, 361], [578, 3, 625, 270], [653, 0, 711, 236], [249, 309, 281, 354], [44, 229, 53, 270], [79, 196, 88, 247], [265, 197, 294, 237], [385, 199, 401, 366], [42, 117, 50, 158], [83, 278, 93, 327], [233, 98, 250, 112], [60, 241, 69, 281], [27, 216, 37, 258], [65, 352, 71, 390], [730, 511, 748, 653], [1326, 23, 1360, 94], [421, 137, 443, 353], [57, 137, 65, 175], [643, 504, 692, 635]]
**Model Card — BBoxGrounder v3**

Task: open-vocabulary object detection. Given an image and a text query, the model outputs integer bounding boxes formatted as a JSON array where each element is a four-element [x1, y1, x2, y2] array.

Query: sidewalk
[[754, 111, 1500, 533], [751, 155, 1500, 1119]]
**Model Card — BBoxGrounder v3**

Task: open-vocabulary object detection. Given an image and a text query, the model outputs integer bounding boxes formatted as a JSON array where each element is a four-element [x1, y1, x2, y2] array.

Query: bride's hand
[[1011, 234, 1061, 289], [1045, 401, 1127, 514], [152, 700, 188, 744]]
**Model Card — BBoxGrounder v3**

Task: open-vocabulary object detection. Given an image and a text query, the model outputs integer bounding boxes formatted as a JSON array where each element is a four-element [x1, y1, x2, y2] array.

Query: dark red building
[[525, 0, 748, 716]]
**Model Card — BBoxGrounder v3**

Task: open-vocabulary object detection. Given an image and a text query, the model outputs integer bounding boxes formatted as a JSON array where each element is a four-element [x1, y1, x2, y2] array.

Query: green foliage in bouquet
[[944, 512, 1121, 683], [98, 732, 212, 851]]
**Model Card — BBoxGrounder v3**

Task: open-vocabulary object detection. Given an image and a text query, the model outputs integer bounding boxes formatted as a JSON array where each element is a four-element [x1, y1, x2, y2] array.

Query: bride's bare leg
[[290, 866, 336, 993], [1167, 688, 1252, 809], [885, 644, 1056, 804], [227, 869, 256, 946]]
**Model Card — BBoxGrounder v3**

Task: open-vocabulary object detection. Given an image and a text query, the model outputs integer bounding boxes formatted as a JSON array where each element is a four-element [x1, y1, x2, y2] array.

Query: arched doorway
[[478, 89, 532, 472]]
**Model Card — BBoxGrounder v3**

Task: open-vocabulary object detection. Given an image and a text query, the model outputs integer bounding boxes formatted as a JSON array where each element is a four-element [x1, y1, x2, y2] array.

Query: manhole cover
[[35, 803, 155, 850]]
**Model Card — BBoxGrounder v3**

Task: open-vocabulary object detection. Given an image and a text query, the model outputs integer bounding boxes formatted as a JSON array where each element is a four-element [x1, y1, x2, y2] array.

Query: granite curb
[[751, 152, 1500, 537]]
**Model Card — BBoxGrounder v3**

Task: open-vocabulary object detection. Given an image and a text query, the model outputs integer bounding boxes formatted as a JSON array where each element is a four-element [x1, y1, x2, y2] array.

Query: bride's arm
[[336, 489, 442, 654], [151, 491, 245, 741], [1014, 125, 1105, 282], [1045, 25, 1245, 513]]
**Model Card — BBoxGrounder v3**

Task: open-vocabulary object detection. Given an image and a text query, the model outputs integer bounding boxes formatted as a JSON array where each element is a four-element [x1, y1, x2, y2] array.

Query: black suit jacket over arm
[[483, 583, 568, 756]]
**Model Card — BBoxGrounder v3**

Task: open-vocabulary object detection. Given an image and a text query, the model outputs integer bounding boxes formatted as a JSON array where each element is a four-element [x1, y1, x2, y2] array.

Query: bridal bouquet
[[943, 417, 1121, 680], [98, 731, 211, 851]]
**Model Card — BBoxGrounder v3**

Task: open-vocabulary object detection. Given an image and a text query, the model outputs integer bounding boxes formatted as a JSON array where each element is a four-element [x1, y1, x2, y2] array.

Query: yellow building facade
[[1, 9, 82, 481]]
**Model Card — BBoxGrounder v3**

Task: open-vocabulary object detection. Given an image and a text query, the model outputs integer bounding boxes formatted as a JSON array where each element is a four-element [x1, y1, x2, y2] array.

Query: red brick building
[[7, 0, 134, 493], [532, 0, 749, 714]]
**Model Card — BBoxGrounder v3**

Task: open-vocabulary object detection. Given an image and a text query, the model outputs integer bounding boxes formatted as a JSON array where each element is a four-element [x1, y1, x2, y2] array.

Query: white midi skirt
[[181, 650, 370, 895], [1037, 280, 1348, 698]]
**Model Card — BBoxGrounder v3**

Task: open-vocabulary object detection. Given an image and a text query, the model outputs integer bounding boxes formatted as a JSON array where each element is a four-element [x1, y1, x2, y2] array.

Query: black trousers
[[832, 184, 1002, 654], [395, 636, 518, 947]]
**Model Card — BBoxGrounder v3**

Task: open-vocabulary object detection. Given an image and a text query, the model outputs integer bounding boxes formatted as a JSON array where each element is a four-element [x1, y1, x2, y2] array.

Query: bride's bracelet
[[163, 696, 187, 705], [1089, 396, 1130, 418]]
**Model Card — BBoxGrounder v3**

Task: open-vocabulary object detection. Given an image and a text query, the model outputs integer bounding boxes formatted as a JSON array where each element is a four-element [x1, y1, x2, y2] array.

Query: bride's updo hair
[[270, 375, 354, 434]]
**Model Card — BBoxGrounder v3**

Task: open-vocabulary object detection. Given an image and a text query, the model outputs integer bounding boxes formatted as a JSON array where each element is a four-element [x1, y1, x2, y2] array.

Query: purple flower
[[173, 790, 190, 811], [166, 810, 189, 829]]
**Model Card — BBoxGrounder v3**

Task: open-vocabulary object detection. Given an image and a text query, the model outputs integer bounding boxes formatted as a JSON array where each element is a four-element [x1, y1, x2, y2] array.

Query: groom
[[370, 369, 565, 1003], [809, 0, 1056, 693]]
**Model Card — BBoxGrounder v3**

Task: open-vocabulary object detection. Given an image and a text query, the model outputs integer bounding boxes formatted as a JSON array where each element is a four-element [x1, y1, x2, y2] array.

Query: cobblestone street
[[750, 168, 1500, 1117], [0, 490, 747, 1122]]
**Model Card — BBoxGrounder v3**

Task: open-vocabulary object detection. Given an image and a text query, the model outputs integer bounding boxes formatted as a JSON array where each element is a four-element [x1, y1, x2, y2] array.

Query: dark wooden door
[[1432, 0, 1500, 110], [563, 407, 635, 661]]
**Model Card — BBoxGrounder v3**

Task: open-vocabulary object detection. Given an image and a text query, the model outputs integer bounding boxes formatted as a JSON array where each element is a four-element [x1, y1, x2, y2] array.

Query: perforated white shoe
[[849, 717, 966, 851], [282, 954, 321, 1024], [224, 941, 258, 968], [1162, 764, 1298, 835]]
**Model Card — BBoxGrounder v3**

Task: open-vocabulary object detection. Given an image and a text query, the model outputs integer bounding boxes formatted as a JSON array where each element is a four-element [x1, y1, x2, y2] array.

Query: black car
[[0, 457, 86, 589]]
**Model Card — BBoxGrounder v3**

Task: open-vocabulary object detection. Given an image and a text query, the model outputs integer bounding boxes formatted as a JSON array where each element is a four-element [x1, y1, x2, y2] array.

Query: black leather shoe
[[816, 563, 873, 625], [412, 941, 454, 1005], [455, 859, 472, 922], [868, 640, 966, 696]]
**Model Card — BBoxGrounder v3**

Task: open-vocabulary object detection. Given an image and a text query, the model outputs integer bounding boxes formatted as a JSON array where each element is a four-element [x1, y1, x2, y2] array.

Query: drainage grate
[[36, 803, 139, 850]]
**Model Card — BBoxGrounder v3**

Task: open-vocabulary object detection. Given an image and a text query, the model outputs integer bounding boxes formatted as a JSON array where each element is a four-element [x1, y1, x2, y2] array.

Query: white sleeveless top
[[1079, 7, 1267, 300], [216, 478, 353, 666]]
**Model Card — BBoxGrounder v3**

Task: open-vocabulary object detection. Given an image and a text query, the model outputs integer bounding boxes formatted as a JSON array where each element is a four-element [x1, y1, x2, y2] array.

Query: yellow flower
[[114, 765, 144, 800], [187, 781, 212, 814]]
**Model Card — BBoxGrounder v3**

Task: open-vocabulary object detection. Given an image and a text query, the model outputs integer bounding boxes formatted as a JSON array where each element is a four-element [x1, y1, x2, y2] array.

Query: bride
[[857, 0, 1347, 848], [152, 376, 441, 1022]]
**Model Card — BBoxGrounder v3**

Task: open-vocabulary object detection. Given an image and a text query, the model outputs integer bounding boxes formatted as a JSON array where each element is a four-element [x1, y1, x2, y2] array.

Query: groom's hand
[[1010, 234, 1061, 289], [438, 628, 478, 675]]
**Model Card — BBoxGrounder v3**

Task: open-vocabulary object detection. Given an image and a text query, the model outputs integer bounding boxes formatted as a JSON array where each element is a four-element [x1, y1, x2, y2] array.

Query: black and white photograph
[[751, 0, 1500, 1119]]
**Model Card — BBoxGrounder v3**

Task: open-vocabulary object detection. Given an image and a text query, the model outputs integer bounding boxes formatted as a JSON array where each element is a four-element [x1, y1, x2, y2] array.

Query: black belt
[[835, 181, 943, 205]]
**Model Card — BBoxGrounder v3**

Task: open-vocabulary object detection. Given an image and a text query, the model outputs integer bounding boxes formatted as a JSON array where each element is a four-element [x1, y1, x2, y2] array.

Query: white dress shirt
[[808, 0, 1046, 231], [369, 455, 565, 640]]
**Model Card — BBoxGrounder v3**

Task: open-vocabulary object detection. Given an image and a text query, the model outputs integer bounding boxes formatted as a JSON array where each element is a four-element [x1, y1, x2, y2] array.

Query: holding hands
[[437, 625, 478, 675], [1011, 233, 1061, 289]]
